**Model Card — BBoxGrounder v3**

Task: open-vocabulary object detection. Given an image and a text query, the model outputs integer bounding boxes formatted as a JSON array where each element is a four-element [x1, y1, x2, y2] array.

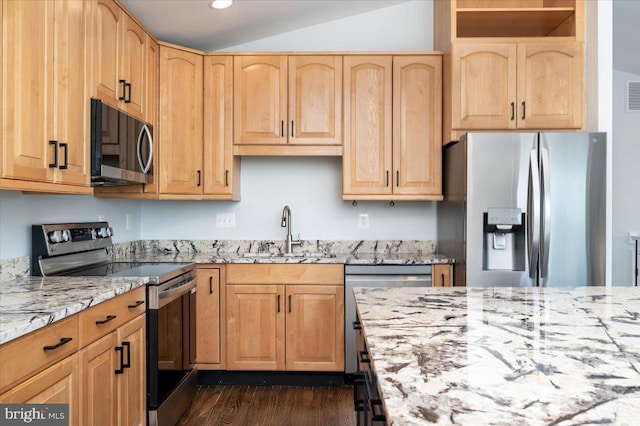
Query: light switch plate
[[216, 213, 236, 228], [358, 214, 369, 229]]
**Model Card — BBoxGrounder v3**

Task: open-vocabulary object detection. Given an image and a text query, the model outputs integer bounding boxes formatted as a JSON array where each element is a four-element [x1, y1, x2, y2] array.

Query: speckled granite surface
[[353, 286, 640, 425], [0, 276, 148, 345]]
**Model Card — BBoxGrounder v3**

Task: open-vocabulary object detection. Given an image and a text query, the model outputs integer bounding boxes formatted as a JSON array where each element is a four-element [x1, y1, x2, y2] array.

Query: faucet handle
[[293, 233, 302, 245]]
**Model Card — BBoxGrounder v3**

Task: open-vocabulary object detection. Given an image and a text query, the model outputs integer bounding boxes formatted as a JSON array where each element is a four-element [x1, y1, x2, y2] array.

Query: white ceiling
[[121, 0, 640, 75], [119, 0, 409, 52]]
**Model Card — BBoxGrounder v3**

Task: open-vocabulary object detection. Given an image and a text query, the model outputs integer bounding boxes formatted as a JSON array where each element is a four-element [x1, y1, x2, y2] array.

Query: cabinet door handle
[[197, 170, 202, 186], [288, 295, 292, 313], [396, 170, 399, 187], [43, 337, 72, 351], [119, 79, 127, 101], [125, 82, 132, 103], [95, 315, 116, 325], [115, 346, 124, 374], [59, 143, 68, 170], [209, 276, 213, 294], [277, 294, 281, 313], [441, 273, 445, 287], [128, 300, 144, 309], [352, 321, 362, 330], [291, 120, 294, 138], [225, 170, 229, 187], [49, 141, 58, 168], [122, 341, 131, 368], [510, 102, 515, 121], [385, 171, 389, 187], [522, 101, 526, 120], [281, 120, 284, 137]]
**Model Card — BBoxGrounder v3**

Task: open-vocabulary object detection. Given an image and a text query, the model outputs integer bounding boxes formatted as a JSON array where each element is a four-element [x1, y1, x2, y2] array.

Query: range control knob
[[48, 230, 63, 244], [61, 230, 71, 242], [96, 227, 113, 238]]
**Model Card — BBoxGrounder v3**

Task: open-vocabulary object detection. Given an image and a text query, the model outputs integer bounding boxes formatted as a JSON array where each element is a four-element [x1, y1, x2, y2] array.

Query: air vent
[[628, 81, 640, 112]]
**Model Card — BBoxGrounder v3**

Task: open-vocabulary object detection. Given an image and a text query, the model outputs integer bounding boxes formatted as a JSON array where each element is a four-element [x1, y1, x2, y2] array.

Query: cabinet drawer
[[0, 315, 79, 393], [79, 287, 145, 347], [227, 264, 344, 285]]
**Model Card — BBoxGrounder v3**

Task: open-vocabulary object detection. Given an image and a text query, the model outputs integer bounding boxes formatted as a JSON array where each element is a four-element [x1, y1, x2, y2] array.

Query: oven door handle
[[158, 274, 196, 301]]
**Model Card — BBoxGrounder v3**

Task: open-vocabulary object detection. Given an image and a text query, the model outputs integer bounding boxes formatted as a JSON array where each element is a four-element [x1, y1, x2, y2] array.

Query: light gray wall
[[612, 69, 640, 285], [0, 1, 435, 261], [140, 157, 436, 240], [0, 190, 142, 260]]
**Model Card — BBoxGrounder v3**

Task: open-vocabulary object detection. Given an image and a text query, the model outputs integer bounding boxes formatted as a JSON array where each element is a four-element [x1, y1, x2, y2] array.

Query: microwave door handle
[[137, 124, 153, 174]]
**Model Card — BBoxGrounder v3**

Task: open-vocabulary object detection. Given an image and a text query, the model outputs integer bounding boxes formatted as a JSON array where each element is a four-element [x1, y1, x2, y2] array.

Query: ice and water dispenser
[[483, 208, 525, 271]]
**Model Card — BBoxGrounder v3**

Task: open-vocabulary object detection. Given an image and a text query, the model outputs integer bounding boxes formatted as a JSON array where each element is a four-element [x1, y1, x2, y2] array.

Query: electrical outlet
[[358, 214, 369, 229], [125, 214, 132, 230], [216, 213, 236, 228]]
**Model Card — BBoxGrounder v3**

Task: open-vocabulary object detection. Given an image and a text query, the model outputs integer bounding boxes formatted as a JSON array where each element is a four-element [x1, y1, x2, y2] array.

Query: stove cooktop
[[65, 262, 194, 284]]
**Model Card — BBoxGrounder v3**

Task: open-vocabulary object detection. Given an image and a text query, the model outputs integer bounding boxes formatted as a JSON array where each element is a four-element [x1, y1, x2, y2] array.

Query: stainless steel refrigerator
[[437, 132, 606, 287]]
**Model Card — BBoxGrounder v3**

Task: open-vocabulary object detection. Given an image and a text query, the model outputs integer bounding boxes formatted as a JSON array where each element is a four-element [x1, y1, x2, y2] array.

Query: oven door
[[147, 271, 197, 426]]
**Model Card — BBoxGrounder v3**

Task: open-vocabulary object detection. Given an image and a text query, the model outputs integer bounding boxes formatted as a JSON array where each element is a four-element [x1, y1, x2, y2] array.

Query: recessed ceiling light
[[210, 0, 233, 9]]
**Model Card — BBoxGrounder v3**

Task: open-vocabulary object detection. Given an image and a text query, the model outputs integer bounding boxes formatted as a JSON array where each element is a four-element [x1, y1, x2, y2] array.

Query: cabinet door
[[0, 354, 79, 425], [143, 37, 159, 195], [343, 56, 393, 196], [451, 43, 517, 130], [53, 0, 89, 187], [285, 285, 344, 372], [204, 56, 238, 198], [226, 285, 285, 370], [233, 56, 287, 145], [195, 268, 224, 367], [432, 264, 453, 287], [288, 56, 342, 146], [121, 14, 145, 120], [2, 0, 54, 182], [93, 0, 122, 107], [159, 46, 203, 194], [117, 315, 146, 426], [517, 42, 583, 129], [79, 332, 118, 426], [392, 56, 442, 196]]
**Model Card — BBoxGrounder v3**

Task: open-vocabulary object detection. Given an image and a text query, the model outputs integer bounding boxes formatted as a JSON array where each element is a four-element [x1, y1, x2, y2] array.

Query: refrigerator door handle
[[527, 149, 541, 279], [540, 145, 551, 278]]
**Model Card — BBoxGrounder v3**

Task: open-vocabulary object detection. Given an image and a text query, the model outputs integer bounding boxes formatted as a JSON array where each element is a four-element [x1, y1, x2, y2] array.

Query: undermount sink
[[241, 252, 327, 258]]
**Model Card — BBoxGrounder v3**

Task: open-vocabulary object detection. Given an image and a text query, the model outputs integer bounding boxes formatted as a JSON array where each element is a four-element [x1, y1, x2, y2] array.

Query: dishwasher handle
[[346, 274, 432, 286]]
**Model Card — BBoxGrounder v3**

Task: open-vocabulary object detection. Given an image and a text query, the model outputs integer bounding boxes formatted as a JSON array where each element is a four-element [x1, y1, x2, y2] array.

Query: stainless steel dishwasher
[[345, 264, 432, 375]]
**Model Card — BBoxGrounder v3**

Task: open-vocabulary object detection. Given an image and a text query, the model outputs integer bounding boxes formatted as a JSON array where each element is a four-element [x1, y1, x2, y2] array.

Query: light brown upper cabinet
[[452, 42, 582, 131], [93, 0, 146, 121], [158, 45, 203, 196], [233, 55, 342, 156], [343, 55, 442, 201], [435, 0, 585, 143], [1, 0, 91, 194]]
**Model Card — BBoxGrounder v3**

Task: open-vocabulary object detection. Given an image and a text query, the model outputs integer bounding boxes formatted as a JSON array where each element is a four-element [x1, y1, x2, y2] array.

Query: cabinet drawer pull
[[119, 79, 127, 101], [43, 337, 72, 351], [209, 276, 213, 294], [369, 398, 386, 422], [510, 102, 515, 121], [353, 375, 366, 411], [522, 101, 526, 120], [59, 143, 68, 170], [115, 346, 124, 374], [352, 321, 362, 330], [122, 341, 131, 368], [49, 141, 58, 168], [359, 350, 370, 364], [128, 300, 144, 309], [96, 315, 116, 325]]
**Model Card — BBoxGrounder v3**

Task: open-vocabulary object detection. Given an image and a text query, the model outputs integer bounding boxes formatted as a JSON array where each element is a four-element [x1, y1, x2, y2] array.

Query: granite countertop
[[353, 286, 640, 425], [0, 276, 148, 345]]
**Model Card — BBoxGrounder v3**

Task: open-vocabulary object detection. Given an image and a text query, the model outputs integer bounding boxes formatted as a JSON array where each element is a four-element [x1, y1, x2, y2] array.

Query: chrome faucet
[[281, 205, 301, 254]]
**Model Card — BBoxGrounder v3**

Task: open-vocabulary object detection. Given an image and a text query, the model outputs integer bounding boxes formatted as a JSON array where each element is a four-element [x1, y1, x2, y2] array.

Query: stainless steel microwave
[[90, 98, 153, 186]]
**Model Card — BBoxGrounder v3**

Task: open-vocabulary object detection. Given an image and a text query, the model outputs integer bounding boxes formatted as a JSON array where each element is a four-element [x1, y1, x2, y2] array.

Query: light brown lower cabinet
[[195, 266, 226, 369], [0, 354, 79, 425], [226, 264, 345, 372], [432, 264, 453, 287], [79, 314, 145, 426]]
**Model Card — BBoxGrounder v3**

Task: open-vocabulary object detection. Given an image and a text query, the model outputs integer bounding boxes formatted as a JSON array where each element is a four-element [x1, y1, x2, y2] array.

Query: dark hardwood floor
[[177, 385, 356, 426]]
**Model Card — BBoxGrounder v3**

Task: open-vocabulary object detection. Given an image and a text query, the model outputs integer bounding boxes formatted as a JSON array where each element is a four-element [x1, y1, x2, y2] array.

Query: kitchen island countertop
[[354, 286, 640, 425]]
